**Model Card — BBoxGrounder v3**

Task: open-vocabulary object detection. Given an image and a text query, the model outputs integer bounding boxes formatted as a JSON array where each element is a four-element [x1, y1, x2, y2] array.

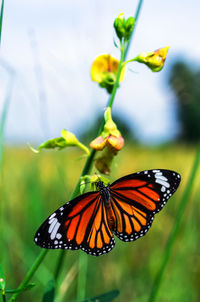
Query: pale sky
[[0, 0, 199, 144]]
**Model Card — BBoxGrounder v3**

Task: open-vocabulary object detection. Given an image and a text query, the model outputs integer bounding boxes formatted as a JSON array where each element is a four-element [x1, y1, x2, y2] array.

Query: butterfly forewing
[[110, 169, 181, 214], [110, 169, 181, 242], [34, 191, 115, 256]]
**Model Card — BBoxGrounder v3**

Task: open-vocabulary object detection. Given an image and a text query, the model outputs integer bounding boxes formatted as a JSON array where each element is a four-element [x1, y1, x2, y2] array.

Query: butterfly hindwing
[[34, 192, 115, 256], [110, 195, 154, 242], [110, 169, 181, 242]]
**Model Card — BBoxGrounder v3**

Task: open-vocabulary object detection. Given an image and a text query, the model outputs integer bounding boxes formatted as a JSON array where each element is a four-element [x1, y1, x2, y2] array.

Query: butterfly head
[[96, 181, 106, 190]]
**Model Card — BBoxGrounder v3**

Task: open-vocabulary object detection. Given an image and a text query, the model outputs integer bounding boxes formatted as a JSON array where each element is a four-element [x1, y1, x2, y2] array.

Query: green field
[[1, 144, 200, 301]]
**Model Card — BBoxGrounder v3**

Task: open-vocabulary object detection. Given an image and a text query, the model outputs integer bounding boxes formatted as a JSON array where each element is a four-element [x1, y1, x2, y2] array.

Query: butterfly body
[[96, 181, 111, 205], [34, 169, 181, 256]]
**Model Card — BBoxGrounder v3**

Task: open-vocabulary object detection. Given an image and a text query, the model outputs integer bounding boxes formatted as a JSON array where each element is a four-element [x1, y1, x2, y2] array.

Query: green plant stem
[[148, 142, 200, 302], [1, 293, 6, 302], [0, 0, 4, 44], [109, 0, 144, 108], [54, 0, 145, 288], [124, 0, 143, 57], [76, 253, 88, 302], [107, 45, 125, 109], [122, 58, 137, 66], [9, 250, 48, 301]]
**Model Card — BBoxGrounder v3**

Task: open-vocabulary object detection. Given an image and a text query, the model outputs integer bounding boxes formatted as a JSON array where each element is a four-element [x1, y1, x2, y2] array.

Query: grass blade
[[82, 290, 120, 302], [0, 61, 15, 171], [28, 29, 49, 137], [0, 0, 4, 44], [57, 262, 78, 302], [0, 265, 6, 302], [0, 265, 6, 292], [42, 280, 55, 302], [9, 250, 48, 301], [76, 253, 88, 302]]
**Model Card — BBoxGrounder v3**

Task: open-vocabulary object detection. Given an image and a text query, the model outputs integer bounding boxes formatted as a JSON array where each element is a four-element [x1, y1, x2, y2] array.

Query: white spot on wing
[[161, 186, 166, 192], [48, 218, 57, 233], [50, 222, 61, 240], [155, 179, 170, 188], [155, 172, 163, 176], [49, 217, 56, 225], [155, 175, 168, 181], [56, 233, 62, 239], [49, 213, 56, 220]]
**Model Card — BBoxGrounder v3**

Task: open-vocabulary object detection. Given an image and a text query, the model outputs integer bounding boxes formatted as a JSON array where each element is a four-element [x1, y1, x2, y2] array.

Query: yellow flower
[[91, 54, 125, 93], [90, 107, 124, 152], [134, 47, 170, 72], [90, 135, 124, 152]]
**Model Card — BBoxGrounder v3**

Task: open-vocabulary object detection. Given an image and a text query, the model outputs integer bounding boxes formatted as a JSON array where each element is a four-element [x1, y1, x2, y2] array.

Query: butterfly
[[34, 169, 181, 256]]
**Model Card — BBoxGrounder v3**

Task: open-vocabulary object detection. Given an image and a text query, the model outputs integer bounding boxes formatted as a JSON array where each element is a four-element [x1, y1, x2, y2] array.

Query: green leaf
[[31, 130, 90, 155], [0, 265, 6, 291], [42, 280, 55, 302], [80, 179, 86, 194], [39, 137, 67, 151], [113, 38, 119, 49], [82, 290, 120, 302], [5, 283, 35, 294]]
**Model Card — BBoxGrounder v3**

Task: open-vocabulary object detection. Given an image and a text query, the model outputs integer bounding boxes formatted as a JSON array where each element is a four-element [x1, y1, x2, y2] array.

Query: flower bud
[[134, 47, 170, 72], [90, 108, 124, 174], [90, 107, 124, 152], [114, 13, 135, 41], [114, 13, 126, 40], [124, 17, 135, 40]]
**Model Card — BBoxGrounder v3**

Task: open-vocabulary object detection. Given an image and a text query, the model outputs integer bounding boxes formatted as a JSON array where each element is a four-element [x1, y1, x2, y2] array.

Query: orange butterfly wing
[[109, 169, 181, 242], [34, 191, 115, 256]]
